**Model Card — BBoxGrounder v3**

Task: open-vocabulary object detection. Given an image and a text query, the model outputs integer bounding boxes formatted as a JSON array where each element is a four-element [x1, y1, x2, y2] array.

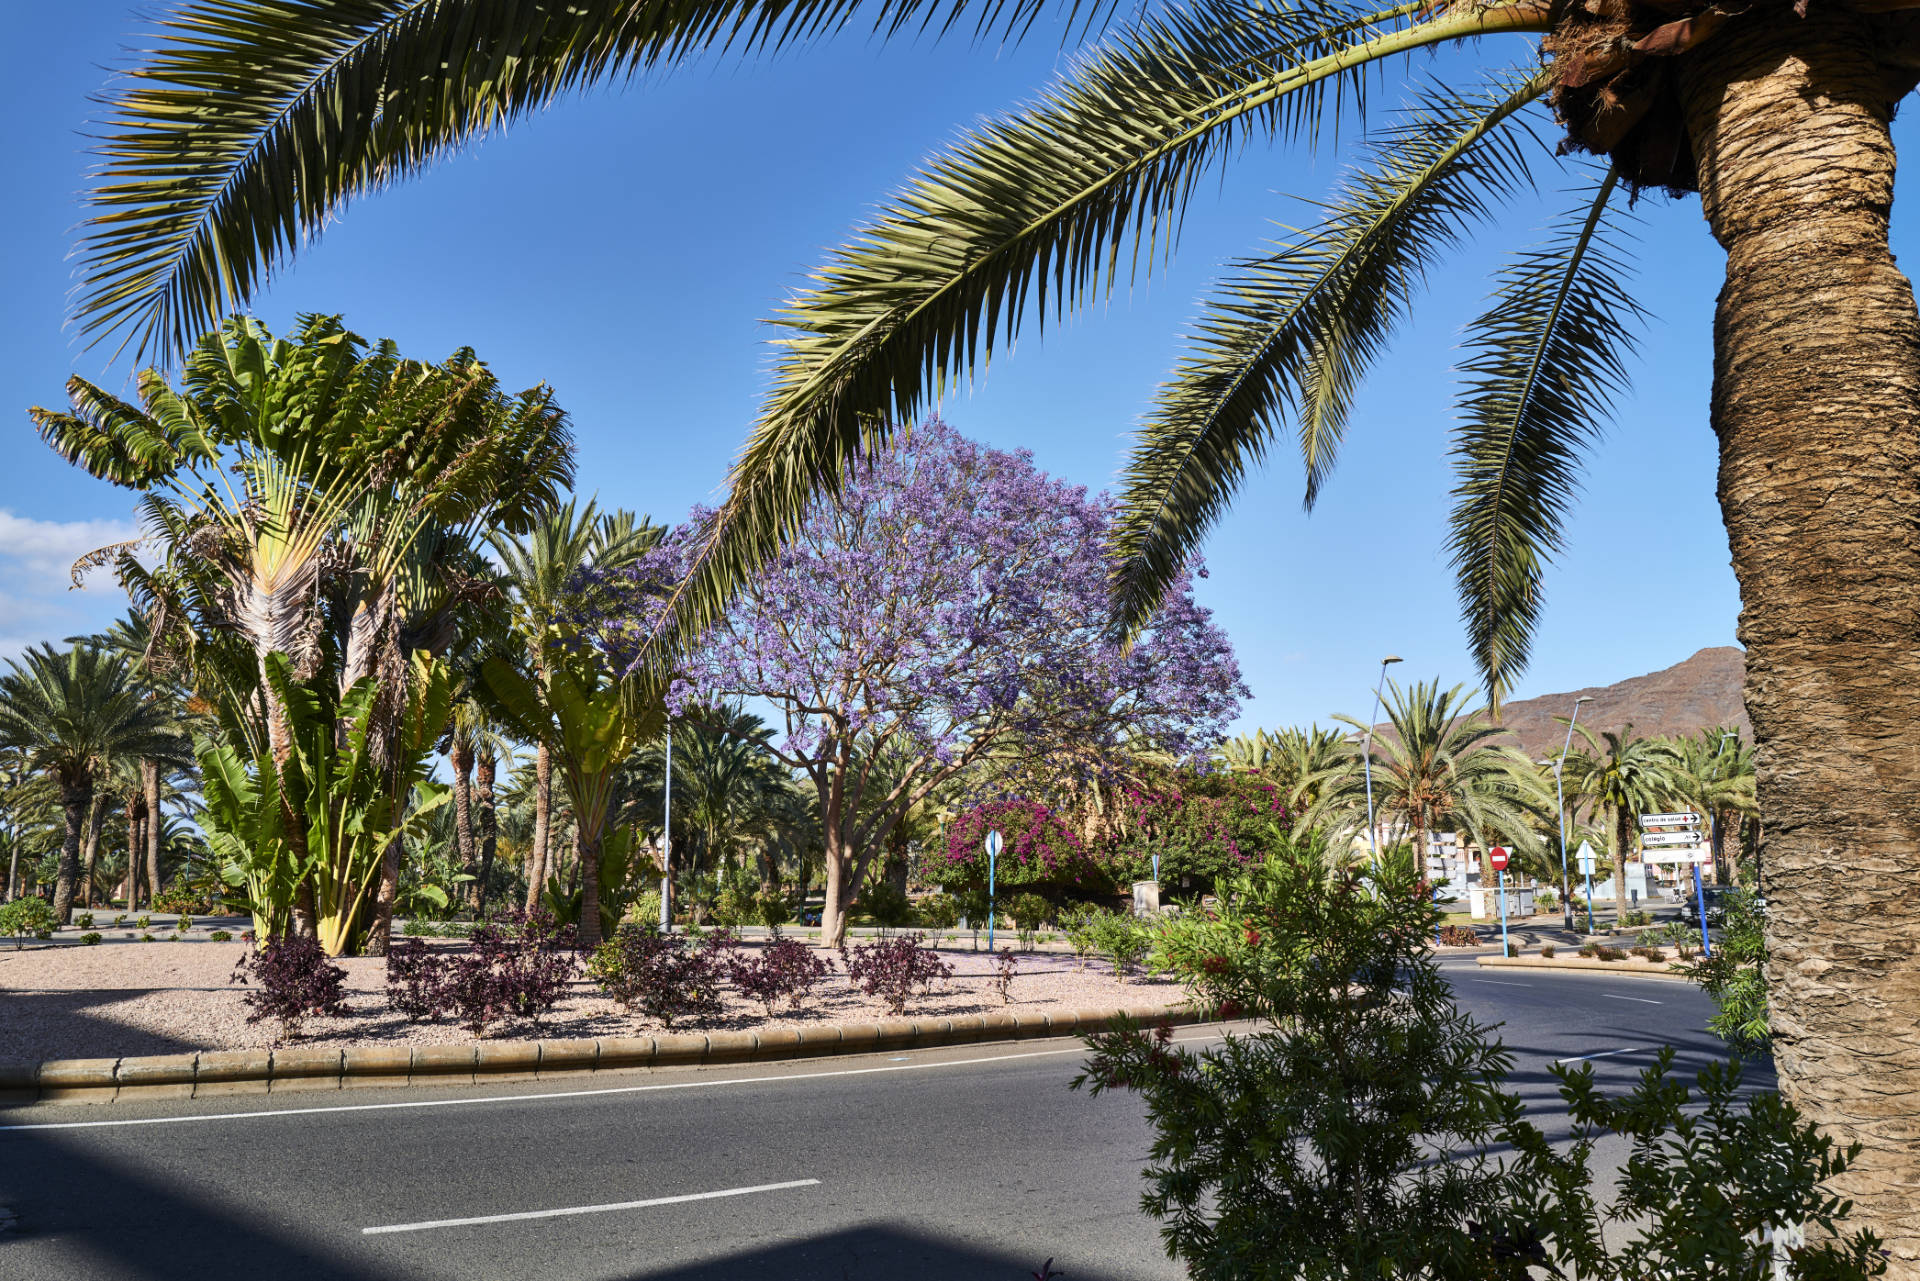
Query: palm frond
[[74, 0, 1125, 363], [1447, 165, 1642, 705], [1107, 69, 1547, 636], [647, 0, 1550, 664]]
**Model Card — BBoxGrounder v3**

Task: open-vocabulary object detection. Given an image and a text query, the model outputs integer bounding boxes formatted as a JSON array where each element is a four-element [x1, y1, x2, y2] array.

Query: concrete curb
[[1475, 955, 1696, 981], [3, 1003, 1204, 1107]]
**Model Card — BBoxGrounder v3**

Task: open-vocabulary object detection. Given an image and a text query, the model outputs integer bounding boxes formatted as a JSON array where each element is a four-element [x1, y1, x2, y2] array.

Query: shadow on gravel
[[0, 989, 203, 1059], [623, 1222, 1144, 1281], [0, 1127, 383, 1280]]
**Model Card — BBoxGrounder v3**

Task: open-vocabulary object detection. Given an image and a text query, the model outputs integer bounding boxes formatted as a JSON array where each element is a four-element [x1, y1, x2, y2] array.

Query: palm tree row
[[1219, 692, 1758, 913]]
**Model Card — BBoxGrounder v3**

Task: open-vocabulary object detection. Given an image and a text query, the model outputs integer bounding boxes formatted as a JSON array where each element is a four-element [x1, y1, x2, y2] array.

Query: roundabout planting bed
[[0, 933, 1182, 1063]]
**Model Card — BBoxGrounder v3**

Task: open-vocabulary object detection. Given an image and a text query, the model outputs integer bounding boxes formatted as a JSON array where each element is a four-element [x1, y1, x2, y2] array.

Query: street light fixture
[[1362, 656, 1402, 860], [1555, 696, 1593, 933]]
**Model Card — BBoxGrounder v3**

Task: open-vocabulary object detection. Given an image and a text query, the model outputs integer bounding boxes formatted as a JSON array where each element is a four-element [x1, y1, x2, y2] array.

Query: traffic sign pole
[[1489, 847, 1511, 954], [1693, 863, 1712, 957], [984, 830, 1002, 952]]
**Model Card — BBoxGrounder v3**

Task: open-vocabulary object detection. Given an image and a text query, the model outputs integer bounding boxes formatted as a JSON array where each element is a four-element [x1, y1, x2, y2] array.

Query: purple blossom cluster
[[579, 417, 1246, 777]]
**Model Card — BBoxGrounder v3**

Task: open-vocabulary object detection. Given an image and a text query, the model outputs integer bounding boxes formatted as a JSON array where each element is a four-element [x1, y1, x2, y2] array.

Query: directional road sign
[[1640, 812, 1700, 828], [1643, 848, 1710, 865], [1575, 840, 1597, 874], [1641, 830, 1703, 847]]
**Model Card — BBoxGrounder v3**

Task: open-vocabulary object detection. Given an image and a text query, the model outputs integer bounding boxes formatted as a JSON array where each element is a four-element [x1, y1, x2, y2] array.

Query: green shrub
[[75, 912, 94, 929], [209, 929, 234, 942], [710, 875, 759, 927], [755, 889, 792, 934], [1540, 944, 1557, 958], [1687, 887, 1770, 1056], [176, 915, 194, 934], [859, 883, 913, 931], [138, 933, 156, 943], [80, 932, 102, 946], [915, 893, 961, 931], [1083, 908, 1149, 981], [1619, 908, 1651, 927], [1006, 892, 1051, 929], [136, 914, 151, 930], [1076, 844, 1886, 1281], [0, 898, 56, 948], [112, 913, 127, 927], [627, 889, 663, 930]]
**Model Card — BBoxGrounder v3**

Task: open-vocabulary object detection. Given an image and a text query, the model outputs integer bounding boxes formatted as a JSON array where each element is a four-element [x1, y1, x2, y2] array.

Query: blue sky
[[9, 3, 1878, 732]]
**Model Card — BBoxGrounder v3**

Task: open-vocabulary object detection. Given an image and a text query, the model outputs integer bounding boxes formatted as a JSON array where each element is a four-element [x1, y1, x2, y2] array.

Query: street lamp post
[[1362, 656, 1402, 860], [1553, 696, 1593, 933], [660, 726, 673, 933]]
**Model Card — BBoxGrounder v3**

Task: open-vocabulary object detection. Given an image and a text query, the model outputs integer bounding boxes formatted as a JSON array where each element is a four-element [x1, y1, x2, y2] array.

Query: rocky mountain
[[1485, 646, 1749, 759]]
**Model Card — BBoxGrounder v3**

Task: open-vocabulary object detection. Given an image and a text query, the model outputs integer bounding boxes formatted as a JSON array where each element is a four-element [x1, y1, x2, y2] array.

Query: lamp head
[[1382, 655, 1402, 666], [1576, 695, 1594, 704]]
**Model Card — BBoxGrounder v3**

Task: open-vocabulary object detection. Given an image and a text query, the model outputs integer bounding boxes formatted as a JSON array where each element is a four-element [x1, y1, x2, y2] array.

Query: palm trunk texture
[[450, 736, 476, 891], [143, 758, 161, 907], [52, 773, 89, 924], [1684, 18, 1920, 1266], [475, 748, 498, 912], [80, 792, 105, 910], [527, 743, 552, 914]]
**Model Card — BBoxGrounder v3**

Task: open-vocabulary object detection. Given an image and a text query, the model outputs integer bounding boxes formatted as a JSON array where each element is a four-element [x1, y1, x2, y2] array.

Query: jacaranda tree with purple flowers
[[587, 420, 1243, 945]]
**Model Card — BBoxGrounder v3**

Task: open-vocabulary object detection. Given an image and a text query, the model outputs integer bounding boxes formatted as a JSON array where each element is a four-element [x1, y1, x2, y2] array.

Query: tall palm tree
[[62, 1, 1920, 1251], [1664, 727, 1757, 886], [1561, 723, 1684, 920], [1301, 679, 1545, 877], [0, 646, 180, 922], [491, 499, 660, 911]]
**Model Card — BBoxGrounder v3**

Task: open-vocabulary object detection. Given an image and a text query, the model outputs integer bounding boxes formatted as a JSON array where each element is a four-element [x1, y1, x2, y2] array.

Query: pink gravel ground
[[0, 936, 1186, 1061]]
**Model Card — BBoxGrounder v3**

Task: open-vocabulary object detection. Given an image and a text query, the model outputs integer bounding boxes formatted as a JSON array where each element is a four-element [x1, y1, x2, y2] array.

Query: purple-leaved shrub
[[231, 934, 348, 1042], [382, 909, 577, 1035], [840, 932, 953, 1015], [728, 938, 834, 1016], [588, 925, 725, 1029], [385, 937, 445, 1022]]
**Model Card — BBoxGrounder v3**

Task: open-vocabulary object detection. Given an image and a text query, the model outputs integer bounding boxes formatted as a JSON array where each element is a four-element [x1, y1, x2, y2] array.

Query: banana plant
[[483, 640, 664, 948], [204, 651, 452, 952], [197, 733, 294, 942]]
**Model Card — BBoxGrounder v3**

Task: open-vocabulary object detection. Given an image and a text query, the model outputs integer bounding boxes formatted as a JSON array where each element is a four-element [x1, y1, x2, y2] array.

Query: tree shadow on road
[[620, 1221, 1162, 1281]]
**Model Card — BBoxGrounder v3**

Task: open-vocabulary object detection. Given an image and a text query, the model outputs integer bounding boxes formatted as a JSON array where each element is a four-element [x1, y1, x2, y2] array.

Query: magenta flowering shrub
[[570, 418, 1246, 938], [935, 798, 1112, 891], [728, 938, 834, 1016], [1115, 770, 1292, 885], [231, 934, 349, 1041], [840, 933, 955, 1015]]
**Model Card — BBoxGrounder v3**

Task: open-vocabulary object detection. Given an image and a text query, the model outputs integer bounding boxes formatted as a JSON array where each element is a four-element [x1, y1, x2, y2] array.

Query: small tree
[[1082, 844, 1883, 1280]]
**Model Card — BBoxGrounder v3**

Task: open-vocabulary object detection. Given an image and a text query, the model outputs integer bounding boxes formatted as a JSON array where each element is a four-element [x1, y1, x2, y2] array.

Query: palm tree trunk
[[1610, 805, 1629, 924], [475, 747, 498, 913], [80, 792, 106, 910], [124, 797, 140, 910], [526, 741, 552, 913], [577, 820, 603, 950], [52, 772, 91, 924], [1683, 21, 1920, 1267], [143, 758, 162, 908], [450, 734, 476, 894]]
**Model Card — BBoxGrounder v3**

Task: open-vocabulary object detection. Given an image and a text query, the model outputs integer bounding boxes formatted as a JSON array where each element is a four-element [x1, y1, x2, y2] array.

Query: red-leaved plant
[[231, 933, 348, 1042], [840, 932, 953, 1015], [728, 938, 834, 1016]]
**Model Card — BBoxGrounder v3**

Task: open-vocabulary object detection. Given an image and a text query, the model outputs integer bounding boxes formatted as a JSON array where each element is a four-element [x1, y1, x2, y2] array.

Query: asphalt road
[[0, 963, 1744, 1281]]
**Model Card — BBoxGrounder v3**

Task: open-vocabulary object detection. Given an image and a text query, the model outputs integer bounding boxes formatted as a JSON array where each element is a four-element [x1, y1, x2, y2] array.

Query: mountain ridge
[[1482, 646, 1749, 759]]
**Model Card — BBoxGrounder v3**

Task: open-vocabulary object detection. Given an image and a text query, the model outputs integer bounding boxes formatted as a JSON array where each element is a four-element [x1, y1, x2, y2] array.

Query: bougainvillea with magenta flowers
[[935, 798, 1111, 892], [575, 418, 1245, 944], [1114, 770, 1292, 887]]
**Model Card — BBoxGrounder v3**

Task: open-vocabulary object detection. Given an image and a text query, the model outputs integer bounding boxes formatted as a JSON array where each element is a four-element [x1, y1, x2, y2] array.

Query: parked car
[[1692, 885, 1731, 928]]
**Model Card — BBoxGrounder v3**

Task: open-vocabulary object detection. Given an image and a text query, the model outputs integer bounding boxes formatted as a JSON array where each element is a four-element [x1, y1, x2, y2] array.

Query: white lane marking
[[0, 1033, 1225, 1134], [1554, 1048, 1641, 1065], [363, 1178, 820, 1235], [1603, 993, 1663, 1005], [1470, 979, 1532, 987]]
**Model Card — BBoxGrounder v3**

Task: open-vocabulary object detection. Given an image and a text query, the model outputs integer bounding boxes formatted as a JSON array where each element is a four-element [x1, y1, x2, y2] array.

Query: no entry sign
[[1488, 846, 1510, 872]]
